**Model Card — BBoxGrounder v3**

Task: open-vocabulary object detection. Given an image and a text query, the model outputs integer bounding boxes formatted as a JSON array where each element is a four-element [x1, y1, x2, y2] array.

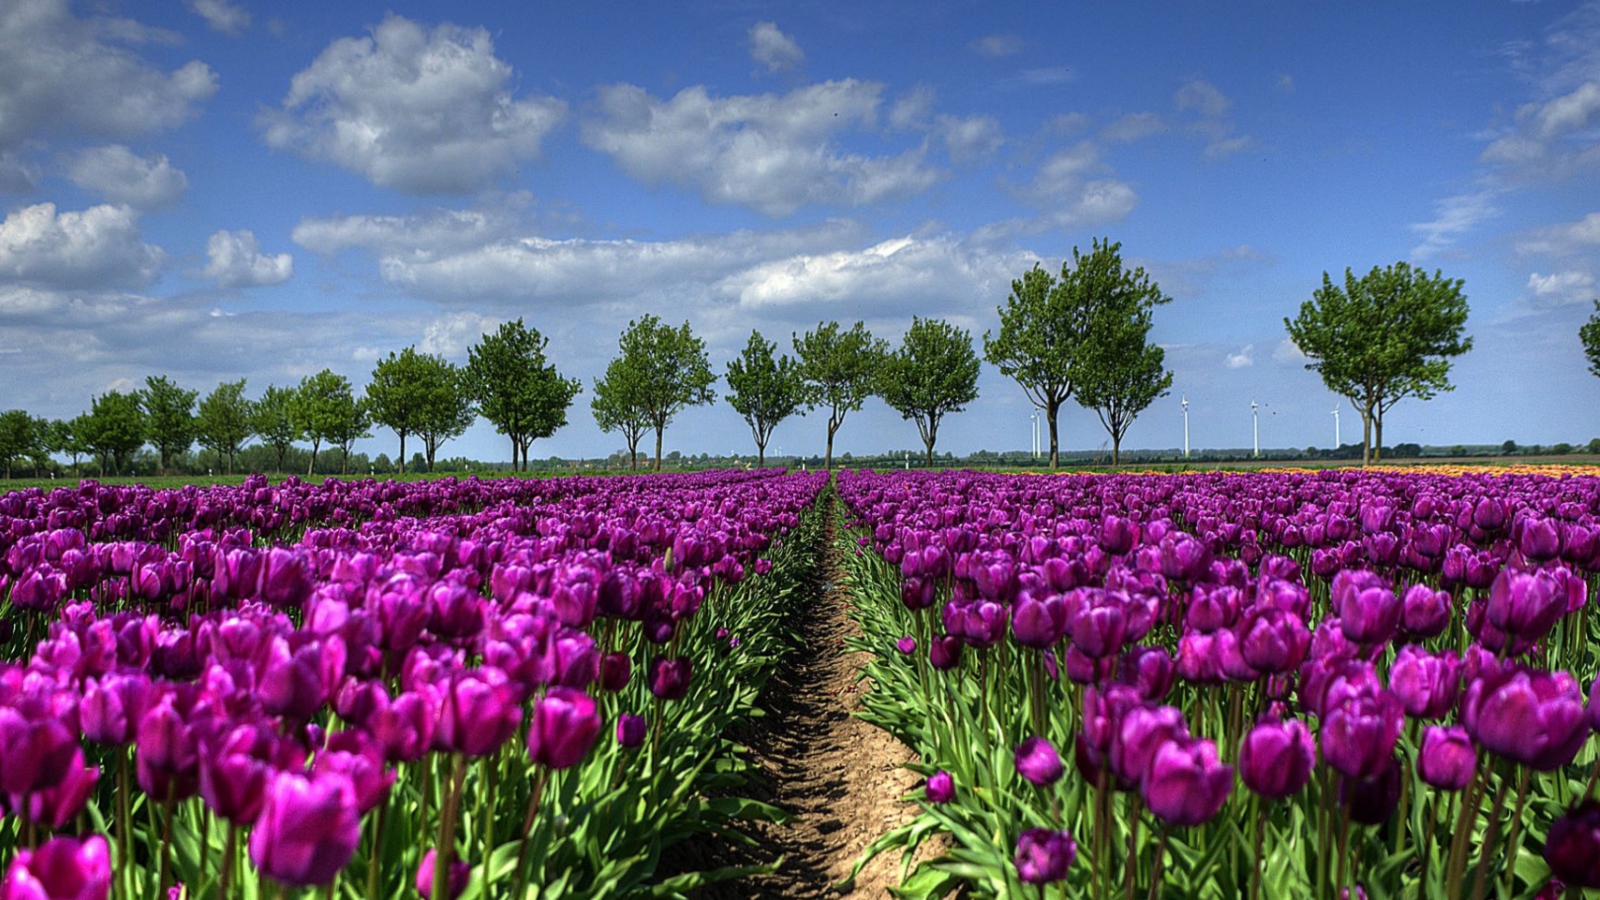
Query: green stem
[[1470, 763, 1513, 900], [1145, 826, 1170, 900], [1250, 798, 1266, 900], [1500, 767, 1534, 898], [220, 823, 238, 900], [366, 801, 386, 900], [432, 755, 468, 900]]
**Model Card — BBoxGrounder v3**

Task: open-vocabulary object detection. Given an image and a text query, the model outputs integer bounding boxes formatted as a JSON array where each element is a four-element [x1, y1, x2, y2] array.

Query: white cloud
[[185, 0, 249, 36], [1479, 4, 1600, 181], [1173, 79, 1251, 159], [64, 145, 187, 208], [1527, 269, 1596, 305], [1225, 344, 1255, 368], [581, 80, 942, 216], [419, 311, 501, 358], [748, 22, 804, 74], [258, 14, 567, 194], [1410, 188, 1501, 258], [202, 229, 293, 288], [1273, 338, 1306, 363], [1175, 80, 1231, 118], [1102, 112, 1167, 144], [937, 114, 1004, 161], [0, 203, 163, 289], [1517, 211, 1600, 256], [996, 68, 1076, 89], [0, 0, 217, 153], [1017, 143, 1140, 228], [293, 208, 521, 257], [971, 34, 1023, 58], [1276, 74, 1295, 93]]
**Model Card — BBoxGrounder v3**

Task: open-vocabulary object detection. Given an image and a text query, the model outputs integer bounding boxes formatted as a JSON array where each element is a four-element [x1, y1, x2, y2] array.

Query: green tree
[[592, 356, 650, 471], [794, 321, 887, 470], [985, 239, 1167, 468], [603, 315, 716, 471], [1284, 262, 1472, 465], [195, 379, 254, 475], [417, 364, 476, 473], [83, 391, 146, 475], [465, 320, 581, 471], [725, 330, 805, 467], [253, 385, 300, 474], [878, 317, 981, 467], [367, 347, 472, 475], [0, 409, 42, 479], [140, 375, 198, 472], [1580, 299, 1600, 380], [48, 417, 91, 475], [1073, 262, 1174, 466], [292, 370, 367, 476]]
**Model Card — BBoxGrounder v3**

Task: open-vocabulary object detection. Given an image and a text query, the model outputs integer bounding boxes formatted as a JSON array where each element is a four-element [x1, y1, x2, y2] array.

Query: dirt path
[[694, 506, 923, 899]]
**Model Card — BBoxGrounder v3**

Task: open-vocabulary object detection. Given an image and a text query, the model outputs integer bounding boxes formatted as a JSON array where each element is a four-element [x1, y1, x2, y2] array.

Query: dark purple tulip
[[1141, 736, 1233, 827], [1546, 800, 1600, 888], [1400, 583, 1452, 638], [79, 672, 152, 746], [1238, 715, 1315, 799], [1465, 667, 1587, 771], [248, 771, 362, 887], [1518, 516, 1562, 563], [1341, 754, 1403, 825], [1473, 497, 1508, 533], [925, 770, 954, 804], [416, 849, 470, 900], [1071, 600, 1127, 658], [1011, 591, 1068, 649], [649, 657, 693, 701], [12, 748, 98, 830], [1014, 828, 1076, 885], [526, 687, 601, 770], [616, 714, 647, 749], [599, 652, 631, 692], [1331, 569, 1399, 647], [0, 707, 77, 797], [1015, 736, 1064, 787], [1486, 568, 1565, 641], [1111, 705, 1188, 786], [1237, 606, 1309, 675], [1320, 688, 1404, 780], [436, 671, 522, 758], [1176, 631, 1223, 685], [198, 725, 275, 825], [1416, 726, 1476, 791], [1389, 646, 1462, 720], [369, 689, 435, 763], [314, 732, 394, 814], [1118, 646, 1175, 701], [0, 834, 111, 900], [929, 635, 964, 670], [259, 637, 327, 721], [257, 547, 314, 608]]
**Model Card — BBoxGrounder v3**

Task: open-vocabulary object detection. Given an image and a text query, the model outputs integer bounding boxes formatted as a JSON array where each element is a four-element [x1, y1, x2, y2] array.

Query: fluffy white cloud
[[938, 114, 1004, 161], [1517, 211, 1600, 256], [1173, 79, 1251, 159], [203, 229, 293, 288], [581, 80, 942, 216], [0, 0, 216, 153], [293, 208, 521, 257], [0, 203, 163, 289], [65, 145, 187, 208], [420, 311, 501, 358], [1225, 344, 1255, 369], [1410, 188, 1501, 258], [970, 34, 1023, 58], [1527, 269, 1596, 305], [1021, 143, 1140, 228], [259, 14, 567, 194], [185, 0, 249, 36], [1480, 5, 1600, 180], [748, 22, 803, 73], [1102, 112, 1167, 144], [1273, 337, 1306, 363]]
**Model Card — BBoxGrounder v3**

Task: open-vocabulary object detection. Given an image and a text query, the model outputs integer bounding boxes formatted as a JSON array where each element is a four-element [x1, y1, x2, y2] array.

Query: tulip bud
[[1014, 736, 1063, 787], [1141, 736, 1233, 827], [1013, 828, 1076, 885], [1546, 800, 1600, 888], [1238, 715, 1315, 800], [649, 657, 692, 701], [616, 714, 647, 749], [415, 849, 470, 900], [1, 835, 112, 900], [925, 770, 954, 804], [247, 771, 361, 887], [526, 687, 601, 770], [1416, 725, 1476, 791]]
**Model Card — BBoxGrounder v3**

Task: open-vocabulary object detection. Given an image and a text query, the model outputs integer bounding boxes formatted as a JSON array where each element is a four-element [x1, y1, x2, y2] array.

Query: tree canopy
[[368, 348, 475, 474], [1073, 269, 1174, 466], [603, 315, 716, 471], [1580, 300, 1600, 380], [292, 369, 368, 475], [0, 410, 43, 479], [466, 320, 580, 472], [252, 385, 300, 474], [878, 317, 980, 466], [591, 356, 650, 470], [1284, 262, 1472, 465], [195, 379, 254, 475], [140, 375, 197, 472], [725, 330, 805, 467], [83, 391, 146, 475], [794, 320, 888, 470]]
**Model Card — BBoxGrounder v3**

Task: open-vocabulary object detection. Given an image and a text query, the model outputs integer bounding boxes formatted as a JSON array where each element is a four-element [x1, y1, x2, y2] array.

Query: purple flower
[[1237, 607, 1309, 675], [1400, 583, 1452, 638], [1464, 667, 1587, 771], [1014, 736, 1064, 787], [925, 770, 954, 804], [436, 670, 522, 758], [1011, 591, 1068, 649], [929, 634, 964, 670], [11, 748, 98, 830], [1341, 754, 1402, 824], [415, 849, 470, 900], [1388, 646, 1462, 720], [1141, 736, 1233, 827], [0, 835, 111, 900], [616, 714, 648, 749], [1416, 726, 1476, 791], [1331, 569, 1399, 647], [1546, 800, 1600, 888], [1321, 687, 1404, 780], [1238, 715, 1315, 800], [895, 636, 917, 655], [1486, 568, 1566, 641], [1111, 705, 1188, 787], [599, 652, 631, 692], [649, 657, 692, 701], [1014, 828, 1076, 885], [0, 707, 77, 796], [247, 771, 362, 887], [526, 687, 601, 770]]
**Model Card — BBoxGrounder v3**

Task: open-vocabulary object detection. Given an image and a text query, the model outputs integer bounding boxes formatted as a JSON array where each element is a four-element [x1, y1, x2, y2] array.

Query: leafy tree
[[1588, 438, 1600, 455], [253, 385, 300, 474], [1580, 299, 1600, 380], [466, 320, 581, 471], [0, 409, 42, 479], [985, 239, 1157, 468], [83, 391, 146, 475], [140, 375, 198, 472], [367, 348, 474, 474], [602, 315, 716, 471], [1285, 262, 1472, 465], [724, 330, 805, 467], [292, 370, 367, 476], [1073, 263, 1174, 465], [592, 357, 650, 471], [1502, 439, 1519, 456], [195, 379, 254, 475], [794, 321, 888, 470], [49, 417, 92, 475], [878, 317, 981, 467]]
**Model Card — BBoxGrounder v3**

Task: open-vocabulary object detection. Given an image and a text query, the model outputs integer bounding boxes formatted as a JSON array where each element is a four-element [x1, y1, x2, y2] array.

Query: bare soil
[[687, 510, 925, 899]]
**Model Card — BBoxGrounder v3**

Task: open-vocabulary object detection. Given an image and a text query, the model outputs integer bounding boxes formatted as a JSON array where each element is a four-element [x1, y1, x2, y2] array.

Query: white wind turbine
[[1251, 399, 1260, 458], [1181, 395, 1190, 459], [1332, 403, 1341, 450]]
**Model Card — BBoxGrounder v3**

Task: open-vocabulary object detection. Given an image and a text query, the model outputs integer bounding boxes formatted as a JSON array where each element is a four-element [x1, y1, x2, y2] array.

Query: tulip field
[[7, 466, 1600, 899]]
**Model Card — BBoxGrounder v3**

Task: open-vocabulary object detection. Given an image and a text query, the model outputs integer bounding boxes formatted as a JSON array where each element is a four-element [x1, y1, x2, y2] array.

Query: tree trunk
[[1373, 412, 1384, 463], [398, 433, 407, 475], [756, 442, 766, 468], [1047, 399, 1062, 469], [654, 426, 664, 472], [924, 418, 937, 467], [1360, 409, 1373, 467], [825, 420, 837, 471], [1112, 433, 1121, 467]]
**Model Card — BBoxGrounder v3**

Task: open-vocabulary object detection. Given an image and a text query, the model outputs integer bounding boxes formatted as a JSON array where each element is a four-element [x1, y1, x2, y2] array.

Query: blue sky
[[2, 0, 1599, 463]]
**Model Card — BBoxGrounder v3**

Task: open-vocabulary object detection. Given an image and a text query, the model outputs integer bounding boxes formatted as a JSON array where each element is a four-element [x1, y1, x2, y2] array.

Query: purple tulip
[[1011, 591, 1068, 649], [925, 770, 954, 803], [0, 707, 78, 796], [1111, 705, 1188, 787], [1416, 726, 1476, 791], [599, 652, 632, 692], [415, 849, 470, 900], [0, 835, 111, 900], [436, 670, 522, 758], [1331, 569, 1399, 647], [1141, 736, 1233, 827], [1341, 754, 1402, 825], [1014, 828, 1077, 885], [526, 687, 602, 770], [1118, 646, 1175, 701], [1388, 646, 1462, 720], [1464, 667, 1587, 771], [1546, 800, 1600, 888], [1237, 607, 1309, 675], [247, 770, 362, 887], [895, 636, 917, 655], [1238, 715, 1315, 800], [1015, 736, 1064, 787], [1320, 687, 1404, 780], [649, 657, 692, 701], [1400, 583, 1452, 638], [929, 634, 964, 670], [616, 713, 648, 749], [1486, 568, 1566, 641], [11, 748, 98, 830]]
